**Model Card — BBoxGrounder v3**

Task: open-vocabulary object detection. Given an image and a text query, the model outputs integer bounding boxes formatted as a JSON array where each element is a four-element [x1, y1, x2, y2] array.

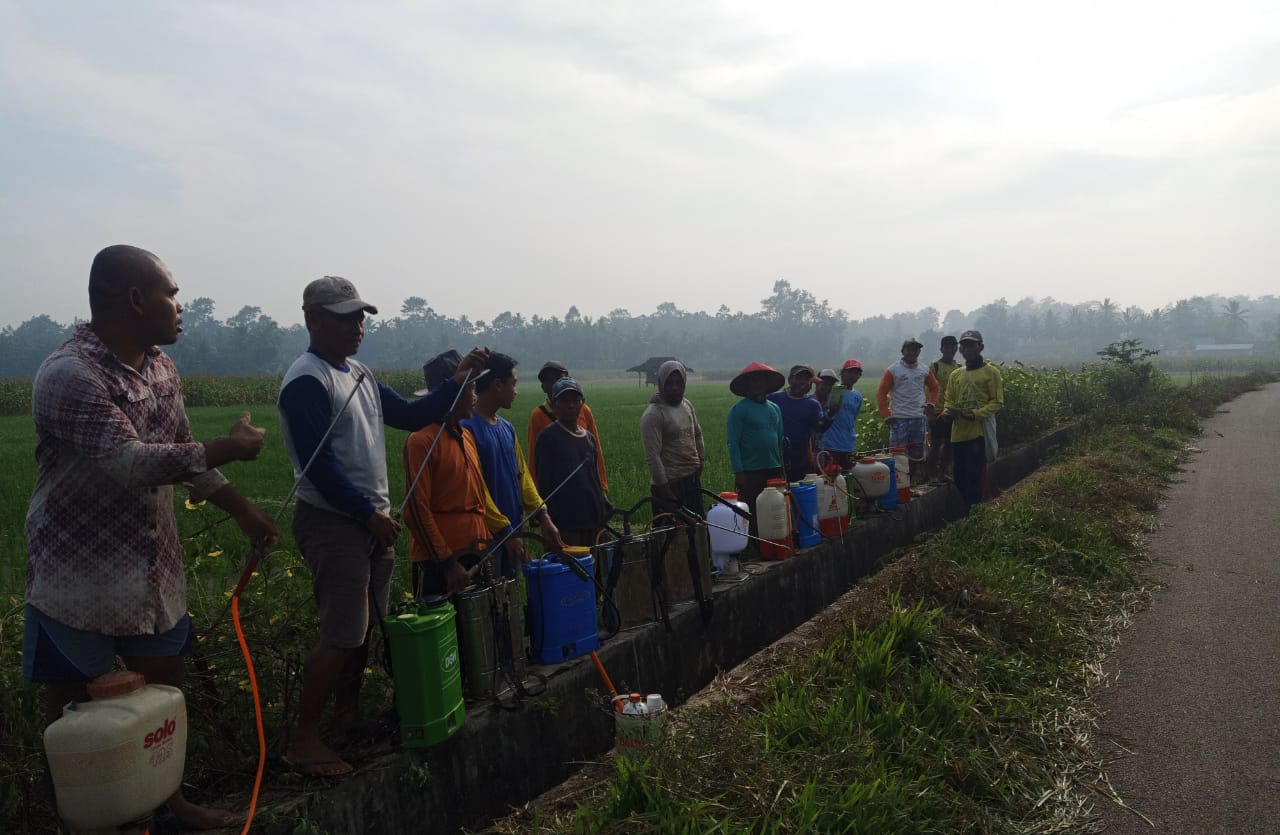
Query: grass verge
[[491, 371, 1277, 834]]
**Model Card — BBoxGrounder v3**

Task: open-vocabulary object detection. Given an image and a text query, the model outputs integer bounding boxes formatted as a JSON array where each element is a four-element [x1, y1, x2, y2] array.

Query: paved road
[[1097, 382, 1280, 833]]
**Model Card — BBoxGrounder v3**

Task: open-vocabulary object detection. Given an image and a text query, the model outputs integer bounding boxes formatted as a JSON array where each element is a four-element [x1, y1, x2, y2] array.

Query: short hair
[[88, 245, 162, 314], [941, 335, 958, 345], [475, 352, 517, 392]]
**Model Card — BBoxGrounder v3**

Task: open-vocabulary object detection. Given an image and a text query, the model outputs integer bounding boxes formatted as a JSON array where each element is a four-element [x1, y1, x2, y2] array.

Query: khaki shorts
[[293, 500, 395, 649]]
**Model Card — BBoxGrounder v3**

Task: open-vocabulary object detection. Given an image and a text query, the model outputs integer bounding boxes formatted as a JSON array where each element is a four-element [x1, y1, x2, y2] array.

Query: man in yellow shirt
[[941, 330, 1003, 512]]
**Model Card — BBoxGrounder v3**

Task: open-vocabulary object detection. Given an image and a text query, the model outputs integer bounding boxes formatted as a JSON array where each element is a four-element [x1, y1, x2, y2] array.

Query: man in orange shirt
[[526, 360, 608, 494], [403, 350, 506, 597]]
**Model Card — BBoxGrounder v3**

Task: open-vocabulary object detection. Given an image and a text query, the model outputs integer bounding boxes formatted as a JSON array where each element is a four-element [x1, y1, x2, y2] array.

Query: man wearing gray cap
[[940, 329, 1003, 512], [278, 276, 487, 776], [876, 337, 941, 488], [527, 360, 608, 496]]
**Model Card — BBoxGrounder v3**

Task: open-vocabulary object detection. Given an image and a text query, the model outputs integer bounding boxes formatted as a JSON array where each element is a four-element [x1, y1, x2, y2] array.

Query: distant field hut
[[626, 357, 693, 387]]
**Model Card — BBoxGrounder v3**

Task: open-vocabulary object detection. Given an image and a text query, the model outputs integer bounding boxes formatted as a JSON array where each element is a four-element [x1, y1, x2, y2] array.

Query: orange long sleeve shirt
[[402, 422, 505, 564]]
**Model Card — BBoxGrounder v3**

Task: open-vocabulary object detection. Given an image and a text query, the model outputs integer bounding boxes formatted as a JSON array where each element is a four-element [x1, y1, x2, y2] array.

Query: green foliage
[[534, 365, 1279, 833], [0, 353, 1275, 830]]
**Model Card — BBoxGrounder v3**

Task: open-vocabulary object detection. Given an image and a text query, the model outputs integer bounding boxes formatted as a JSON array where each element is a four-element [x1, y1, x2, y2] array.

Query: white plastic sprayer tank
[[757, 479, 792, 560], [850, 457, 891, 499], [707, 491, 749, 572], [43, 671, 187, 831], [806, 473, 847, 536]]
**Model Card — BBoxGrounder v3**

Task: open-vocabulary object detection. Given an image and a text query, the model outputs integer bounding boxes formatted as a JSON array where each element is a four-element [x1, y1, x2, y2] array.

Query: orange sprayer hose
[[224, 544, 267, 834], [231, 593, 266, 834], [590, 650, 624, 713]]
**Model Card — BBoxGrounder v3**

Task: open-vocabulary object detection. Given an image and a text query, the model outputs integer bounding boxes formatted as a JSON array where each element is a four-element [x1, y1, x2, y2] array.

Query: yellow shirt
[[943, 362, 1003, 443]]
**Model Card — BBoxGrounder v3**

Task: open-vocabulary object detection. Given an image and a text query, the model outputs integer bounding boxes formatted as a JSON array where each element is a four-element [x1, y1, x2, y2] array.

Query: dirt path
[[1097, 382, 1280, 833]]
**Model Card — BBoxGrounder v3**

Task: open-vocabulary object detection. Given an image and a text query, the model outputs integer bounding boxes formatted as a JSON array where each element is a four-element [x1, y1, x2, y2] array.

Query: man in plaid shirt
[[23, 244, 279, 830]]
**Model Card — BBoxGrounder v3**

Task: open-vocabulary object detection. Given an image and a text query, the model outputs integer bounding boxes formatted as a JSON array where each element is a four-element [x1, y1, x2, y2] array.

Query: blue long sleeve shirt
[[278, 349, 462, 520]]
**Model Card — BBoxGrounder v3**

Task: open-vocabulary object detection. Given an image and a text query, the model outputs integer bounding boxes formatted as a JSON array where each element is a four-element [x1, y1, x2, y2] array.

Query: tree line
[[2, 282, 1277, 379]]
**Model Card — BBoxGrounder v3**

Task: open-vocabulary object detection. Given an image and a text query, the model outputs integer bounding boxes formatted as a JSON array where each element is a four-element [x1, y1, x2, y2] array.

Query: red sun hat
[[730, 362, 786, 397], [841, 358, 863, 372]]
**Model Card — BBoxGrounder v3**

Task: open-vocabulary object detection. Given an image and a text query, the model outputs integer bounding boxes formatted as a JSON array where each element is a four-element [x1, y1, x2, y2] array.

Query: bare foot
[[168, 791, 242, 830], [284, 733, 353, 777]]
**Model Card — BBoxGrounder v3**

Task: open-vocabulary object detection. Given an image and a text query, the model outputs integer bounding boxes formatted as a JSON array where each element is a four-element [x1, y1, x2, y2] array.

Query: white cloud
[[0, 0, 1277, 330]]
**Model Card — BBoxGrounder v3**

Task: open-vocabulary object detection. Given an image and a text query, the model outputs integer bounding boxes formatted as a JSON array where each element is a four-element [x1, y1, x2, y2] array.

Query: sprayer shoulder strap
[[650, 528, 675, 631]]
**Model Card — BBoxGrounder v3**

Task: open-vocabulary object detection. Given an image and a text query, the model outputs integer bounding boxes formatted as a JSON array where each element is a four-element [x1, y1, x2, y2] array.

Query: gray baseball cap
[[551, 377, 584, 400], [302, 276, 378, 315]]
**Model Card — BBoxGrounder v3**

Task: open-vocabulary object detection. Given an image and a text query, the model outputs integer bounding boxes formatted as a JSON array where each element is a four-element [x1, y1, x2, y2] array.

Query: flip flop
[[281, 754, 353, 778]]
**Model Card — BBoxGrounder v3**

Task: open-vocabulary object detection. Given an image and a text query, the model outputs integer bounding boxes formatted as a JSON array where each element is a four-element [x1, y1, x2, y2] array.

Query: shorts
[[889, 417, 928, 460], [22, 604, 193, 684], [293, 500, 395, 649]]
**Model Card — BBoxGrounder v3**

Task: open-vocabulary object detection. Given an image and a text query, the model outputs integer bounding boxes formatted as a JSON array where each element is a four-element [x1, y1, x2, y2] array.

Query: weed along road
[[1098, 382, 1280, 833]]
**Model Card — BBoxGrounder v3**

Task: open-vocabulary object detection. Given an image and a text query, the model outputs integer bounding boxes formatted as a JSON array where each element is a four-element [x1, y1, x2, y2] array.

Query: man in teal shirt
[[727, 362, 785, 540]]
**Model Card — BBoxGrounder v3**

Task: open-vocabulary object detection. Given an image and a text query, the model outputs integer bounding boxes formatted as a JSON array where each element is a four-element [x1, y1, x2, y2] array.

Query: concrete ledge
[[286, 423, 1081, 833]]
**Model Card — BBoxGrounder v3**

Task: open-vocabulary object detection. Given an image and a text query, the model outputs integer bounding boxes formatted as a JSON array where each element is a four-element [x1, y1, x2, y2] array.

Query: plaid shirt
[[26, 324, 227, 635]]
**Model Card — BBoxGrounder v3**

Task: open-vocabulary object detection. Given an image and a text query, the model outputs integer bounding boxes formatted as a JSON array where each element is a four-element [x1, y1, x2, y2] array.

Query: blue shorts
[[889, 417, 928, 460], [22, 604, 193, 684]]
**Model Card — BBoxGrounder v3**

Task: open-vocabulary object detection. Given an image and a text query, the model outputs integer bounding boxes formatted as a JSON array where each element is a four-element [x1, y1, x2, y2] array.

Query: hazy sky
[[1, 1, 1277, 330]]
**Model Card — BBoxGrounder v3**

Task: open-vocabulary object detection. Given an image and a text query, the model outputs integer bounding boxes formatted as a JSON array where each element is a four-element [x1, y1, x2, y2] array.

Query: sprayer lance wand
[[208, 371, 369, 625], [668, 503, 793, 553], [396, 368, 489, 519], [464, 458, 588, 581]]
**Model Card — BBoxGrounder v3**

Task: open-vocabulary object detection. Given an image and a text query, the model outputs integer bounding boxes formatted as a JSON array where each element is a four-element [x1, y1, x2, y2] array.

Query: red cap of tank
[[766, 478, 787, 487], [87, 671, 146, 699], [719, 491, 739, 500]]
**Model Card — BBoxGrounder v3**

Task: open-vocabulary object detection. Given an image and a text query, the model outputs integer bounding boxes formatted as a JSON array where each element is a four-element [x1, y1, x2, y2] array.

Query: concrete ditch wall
[[284, 424, 1078, 833]]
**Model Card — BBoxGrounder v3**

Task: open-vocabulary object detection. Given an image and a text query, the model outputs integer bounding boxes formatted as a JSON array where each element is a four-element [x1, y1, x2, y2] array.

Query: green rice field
[[0, 379, 885, 601]]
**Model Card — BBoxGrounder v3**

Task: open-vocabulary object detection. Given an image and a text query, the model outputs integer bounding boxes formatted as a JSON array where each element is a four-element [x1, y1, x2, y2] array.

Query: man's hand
[[203, 412, 267, 468], [454, 347, 491, 385], [507, 535, 527, 563], [924, 403, 938, 419], [445, 561, 471, 595], [227, 412, 267, 460], [232, 503, 280, 551], [540, 514, 566, 554], [366, 510, 402, 547]]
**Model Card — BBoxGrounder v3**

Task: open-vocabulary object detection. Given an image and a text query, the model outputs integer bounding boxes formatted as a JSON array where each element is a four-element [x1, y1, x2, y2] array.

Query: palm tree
[[1221, 300, 1249, 341]]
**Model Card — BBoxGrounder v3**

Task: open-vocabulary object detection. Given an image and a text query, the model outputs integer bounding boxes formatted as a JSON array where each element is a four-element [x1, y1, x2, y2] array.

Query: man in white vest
[[875, 337, 941, 487]]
